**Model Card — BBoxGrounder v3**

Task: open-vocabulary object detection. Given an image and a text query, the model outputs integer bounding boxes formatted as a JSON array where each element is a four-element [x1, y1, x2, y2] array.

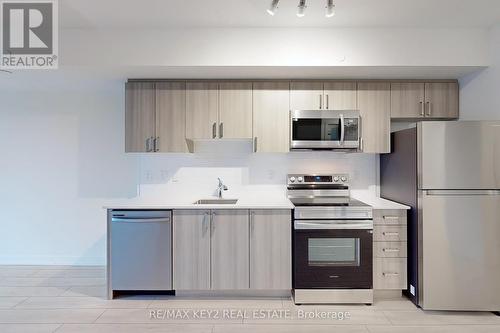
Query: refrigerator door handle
[[425, 190, 500, 196]]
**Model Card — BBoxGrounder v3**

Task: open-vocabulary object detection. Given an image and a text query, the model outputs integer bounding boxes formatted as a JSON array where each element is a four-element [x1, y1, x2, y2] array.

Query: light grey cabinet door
[[249, 210, 292, 290], [155, 82, 188, 152], [218, 82, 253, 139], [290, 81, 324, 110], [173, 210, 211, 290], [210, 210, 249, 290], [357, 82, 391, 153], [125, 82, 156, 152], [252, 81, 290, 153], [185, 81, 219, 139]]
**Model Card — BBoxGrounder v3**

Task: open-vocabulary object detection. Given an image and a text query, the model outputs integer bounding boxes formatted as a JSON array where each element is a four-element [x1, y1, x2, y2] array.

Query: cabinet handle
[[383, 272, 400, 277], [145, 137, 151, 152], [250, 211, 255, 235], [253, 137, 258, 153], [212, 122, 217, 139], [154, 137, 159, 152], [319, 95, 323, 109], [383, 216, 400, 220], [219, 123, 224, 139], [211, 212, 216, 235], [382, 248, 400, 252], [426, 101, 431, 117], [420, 101, 424, 116], [383, 232, 399, 236], [326, 94, 329, 109], [202, 212, 209, 237]]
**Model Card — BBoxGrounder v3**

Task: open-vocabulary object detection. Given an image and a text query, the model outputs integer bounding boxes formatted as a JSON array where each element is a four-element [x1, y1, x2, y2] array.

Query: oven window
[[308, 238, 360, 267]]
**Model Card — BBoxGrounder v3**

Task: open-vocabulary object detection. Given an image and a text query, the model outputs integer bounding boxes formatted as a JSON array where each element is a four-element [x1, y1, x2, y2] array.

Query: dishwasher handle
[[111, 217, 171, 223]]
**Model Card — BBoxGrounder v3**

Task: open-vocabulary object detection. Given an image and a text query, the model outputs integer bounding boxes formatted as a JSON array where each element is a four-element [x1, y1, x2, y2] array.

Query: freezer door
[[418, 121, 500, 190], [419, 190, 500, 311]]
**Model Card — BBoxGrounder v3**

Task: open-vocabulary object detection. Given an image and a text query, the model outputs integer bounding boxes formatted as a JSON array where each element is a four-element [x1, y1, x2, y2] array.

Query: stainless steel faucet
[[216, 177, 228, 198]]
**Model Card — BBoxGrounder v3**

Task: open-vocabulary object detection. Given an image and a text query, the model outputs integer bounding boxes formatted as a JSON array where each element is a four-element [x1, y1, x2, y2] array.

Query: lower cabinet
[[173, 209, 291, 291], [249, 210, 292, 289], [373, 209, 408, 290], [210, 210, 249, 290], [172, 210, 211, 290]]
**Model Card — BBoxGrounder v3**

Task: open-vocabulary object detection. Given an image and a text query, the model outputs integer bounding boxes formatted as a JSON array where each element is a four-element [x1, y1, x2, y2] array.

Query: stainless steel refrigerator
[[381, 121, 500, 311]]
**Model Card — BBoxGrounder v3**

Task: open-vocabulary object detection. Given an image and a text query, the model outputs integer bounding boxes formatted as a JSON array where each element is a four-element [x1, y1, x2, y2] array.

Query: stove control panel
[[287, 174, 349, 186]]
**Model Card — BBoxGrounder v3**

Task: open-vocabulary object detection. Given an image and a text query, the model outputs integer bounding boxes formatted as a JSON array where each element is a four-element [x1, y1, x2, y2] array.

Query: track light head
[[297, 0, 306, 17], [326, 0, 335, 17], [267, 0, 280, 16]]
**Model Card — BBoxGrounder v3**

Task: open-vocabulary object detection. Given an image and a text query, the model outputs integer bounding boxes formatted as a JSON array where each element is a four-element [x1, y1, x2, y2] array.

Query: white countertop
[[353, 196, 411, 210], [104, 196, 409, 210]]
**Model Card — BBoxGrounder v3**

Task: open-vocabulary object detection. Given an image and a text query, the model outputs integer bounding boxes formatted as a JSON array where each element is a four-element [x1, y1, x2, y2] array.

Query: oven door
[[293, 220, 373, 289], [290, 110, 360, 150]]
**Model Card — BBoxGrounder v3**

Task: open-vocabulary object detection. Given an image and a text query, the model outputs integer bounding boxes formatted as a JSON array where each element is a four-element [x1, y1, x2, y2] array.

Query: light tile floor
[[0, 265, 499, 332]]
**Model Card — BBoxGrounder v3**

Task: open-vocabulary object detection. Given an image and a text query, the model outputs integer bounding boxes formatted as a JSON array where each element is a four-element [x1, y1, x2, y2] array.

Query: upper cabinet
[[125, 81, 188, 153], [125, 82, 156, 152], [185, 82, 219, 140], [323, 82, 357, 110], [252, 81, 290, 153], [155, 82, 188, 153], [357, 82, 391, 154], [185, 81, 252, 140], [218, 82, 253, 139], [290, 81, 357, 110], [391, 82, 458, 120]]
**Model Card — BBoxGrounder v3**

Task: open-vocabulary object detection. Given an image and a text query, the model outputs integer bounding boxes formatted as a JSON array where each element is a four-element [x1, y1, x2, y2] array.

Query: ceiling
[[60, 0, 500, 29]]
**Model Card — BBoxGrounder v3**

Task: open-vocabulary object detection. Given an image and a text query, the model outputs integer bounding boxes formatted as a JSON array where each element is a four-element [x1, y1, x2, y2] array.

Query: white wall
[[460, 25, 500, 120], [62, 27, 489, 67]]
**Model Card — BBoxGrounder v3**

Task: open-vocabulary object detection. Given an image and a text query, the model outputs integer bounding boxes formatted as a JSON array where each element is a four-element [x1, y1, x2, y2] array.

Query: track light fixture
[[297, 0, 306, 17], [267, 0, 336, 18], [267, 0, 280, 16], [326, 0, 335, 17]]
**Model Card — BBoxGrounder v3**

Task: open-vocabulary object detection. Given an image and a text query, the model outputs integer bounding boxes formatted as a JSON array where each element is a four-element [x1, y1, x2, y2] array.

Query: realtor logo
[[1, 0, 58, 69]]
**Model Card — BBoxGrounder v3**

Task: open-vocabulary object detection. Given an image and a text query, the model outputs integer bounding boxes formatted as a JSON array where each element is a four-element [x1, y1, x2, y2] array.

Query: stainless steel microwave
[[290, 110, 361, 151]]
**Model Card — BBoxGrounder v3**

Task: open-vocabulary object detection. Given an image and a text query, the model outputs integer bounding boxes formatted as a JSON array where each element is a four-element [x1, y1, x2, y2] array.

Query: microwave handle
[[340, 114, 345, 144]]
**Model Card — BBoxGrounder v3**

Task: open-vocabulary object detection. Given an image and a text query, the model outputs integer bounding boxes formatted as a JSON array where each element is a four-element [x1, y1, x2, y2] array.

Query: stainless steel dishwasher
[[107, 210, 172, 299]]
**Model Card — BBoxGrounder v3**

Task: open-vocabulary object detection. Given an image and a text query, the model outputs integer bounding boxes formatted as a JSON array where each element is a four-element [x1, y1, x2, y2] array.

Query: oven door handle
[[294, 220, 373, 230], [340, 113, 345, 145]]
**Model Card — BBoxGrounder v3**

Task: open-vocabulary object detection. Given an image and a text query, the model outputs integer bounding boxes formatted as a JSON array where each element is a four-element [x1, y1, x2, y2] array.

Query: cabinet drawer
[[373, 258, 407, 290], [373, 225, 407, 242], [373, 241, 407, 258], [373, 209, 407, 225]]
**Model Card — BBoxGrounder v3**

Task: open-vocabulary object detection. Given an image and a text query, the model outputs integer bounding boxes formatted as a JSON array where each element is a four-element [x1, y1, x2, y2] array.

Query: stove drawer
[[373, 225, 407, 242], [373, 258, 407, 290], [373, 241, 407, 258]]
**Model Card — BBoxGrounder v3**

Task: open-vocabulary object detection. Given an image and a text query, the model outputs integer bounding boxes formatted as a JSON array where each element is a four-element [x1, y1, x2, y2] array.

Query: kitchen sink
[[193, 199, 238, 205]]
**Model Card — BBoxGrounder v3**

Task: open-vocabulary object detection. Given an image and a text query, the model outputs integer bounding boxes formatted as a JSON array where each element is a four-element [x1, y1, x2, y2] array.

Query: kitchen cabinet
[[249, 210, 291, 289], [252, 81, 290, 153], [125, 82, 156, 152], [210, 210, 250, 290], [373, 209, 408, 290], [424, 82, 459, 119], [125, 81, 187, 153], [391, 82, 458, 119], [357, 82, 391, 153], [172, 208, 291, 291], [173, 210, 211, 290], [218, 82, 253, 139], [156, 82, 188, 152], [185, 82, 219, 139], [290, 81, 357, 110], [323, 82, 357, 110]]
